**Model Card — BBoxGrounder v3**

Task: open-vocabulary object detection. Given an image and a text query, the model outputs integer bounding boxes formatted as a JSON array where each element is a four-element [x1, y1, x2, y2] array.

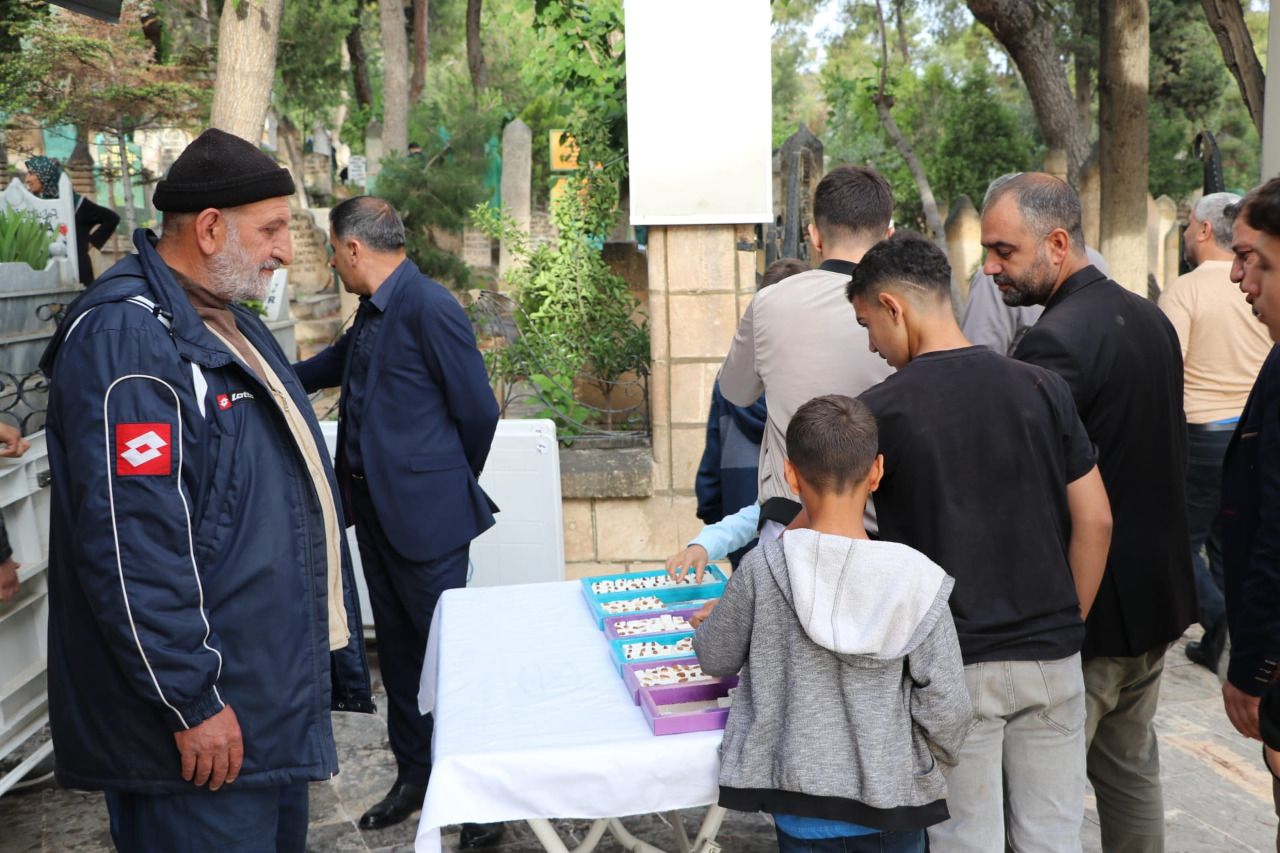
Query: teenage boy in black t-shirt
[[847, 232, 1113, 853]]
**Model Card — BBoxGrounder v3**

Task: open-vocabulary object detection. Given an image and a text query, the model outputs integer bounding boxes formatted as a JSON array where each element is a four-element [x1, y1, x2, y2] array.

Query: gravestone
[[287, 212, 334, 299], [1150, 194, 1177, 292], [529, 208, 556, 249], [462, 226, 493, 269], [944, 195, 982, 305], [347, 155, 368, 190], [498, 119, 533, 280], [304, 153, 333, 199], [777, 126, 823, 262], [1080, 158, 1102, 250], [365, 120, 384, 180]]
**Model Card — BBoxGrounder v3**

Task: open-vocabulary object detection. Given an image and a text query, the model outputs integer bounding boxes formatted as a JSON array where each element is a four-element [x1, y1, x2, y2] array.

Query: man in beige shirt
[[1160, 191, 1273, 672], [719, 165, 895, 505]]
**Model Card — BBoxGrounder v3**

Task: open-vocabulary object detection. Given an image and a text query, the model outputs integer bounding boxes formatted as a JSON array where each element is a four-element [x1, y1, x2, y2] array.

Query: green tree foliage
[[276, 0, 356, 123], [1147, 0, 1259, 198]]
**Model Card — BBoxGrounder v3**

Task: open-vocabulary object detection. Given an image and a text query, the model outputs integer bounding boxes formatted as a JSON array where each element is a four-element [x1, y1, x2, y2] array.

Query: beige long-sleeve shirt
[[719, 266, 893, 501], [1159, 259, 1273, 423]]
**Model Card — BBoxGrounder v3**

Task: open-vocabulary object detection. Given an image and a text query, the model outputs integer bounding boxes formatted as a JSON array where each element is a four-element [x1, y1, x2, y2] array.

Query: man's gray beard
[[207, 221, 275, 302]]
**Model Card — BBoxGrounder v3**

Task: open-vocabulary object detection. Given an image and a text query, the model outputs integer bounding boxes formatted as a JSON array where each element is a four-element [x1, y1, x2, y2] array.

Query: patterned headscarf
[[23, 156, 62, 199]]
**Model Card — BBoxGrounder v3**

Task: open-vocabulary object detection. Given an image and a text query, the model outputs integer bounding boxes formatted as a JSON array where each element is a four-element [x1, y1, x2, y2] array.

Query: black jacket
[[1222, 345, 1280, 695], [1014, 266, 1196, 659], [40, 230, 372, 793], [74, 194, 120, 286]]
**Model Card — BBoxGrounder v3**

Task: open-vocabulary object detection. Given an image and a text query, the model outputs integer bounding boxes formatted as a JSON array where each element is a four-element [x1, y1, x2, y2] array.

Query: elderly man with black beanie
[[39, 128, 373, 853]]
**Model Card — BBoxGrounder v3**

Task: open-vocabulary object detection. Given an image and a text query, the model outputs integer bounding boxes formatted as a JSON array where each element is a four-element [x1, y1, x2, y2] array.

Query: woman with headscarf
[[23, 155, 120, 286]]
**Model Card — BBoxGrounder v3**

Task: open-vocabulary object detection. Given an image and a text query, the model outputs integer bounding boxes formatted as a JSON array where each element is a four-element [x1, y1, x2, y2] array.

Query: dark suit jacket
[[1222, 345, 1280, 695], [294, 259, 500, 563], [1014, 265, 1196, 658]]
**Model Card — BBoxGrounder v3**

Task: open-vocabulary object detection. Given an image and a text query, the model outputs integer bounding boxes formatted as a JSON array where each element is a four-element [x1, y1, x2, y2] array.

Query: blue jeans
[[775, 827, 926, 853], [773, 824, 926, 850], [105, 782, 308, 853], [1186, 426, 1231, 631]]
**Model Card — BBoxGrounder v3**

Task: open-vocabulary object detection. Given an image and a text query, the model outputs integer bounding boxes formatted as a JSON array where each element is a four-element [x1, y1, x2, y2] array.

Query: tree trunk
[[466, 0, 487, 96], [116, 125, 136, 235], [1199, 0, 1265, 133], [892, 0, 910, 65], [875, 97, 946, 249], [347, 9, 373, 108], [409, 0, 429, 104], [277, 115, 311, 209], [966, 0, 1089, 187], [379, 0, 410, 155], [1072, 0, 1095, 140], [210, 0, 283, 144], [1098, 0, 1149, 295]]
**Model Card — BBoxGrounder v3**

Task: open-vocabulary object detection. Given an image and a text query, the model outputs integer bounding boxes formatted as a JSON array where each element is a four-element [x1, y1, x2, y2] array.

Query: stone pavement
[[2, 632, 1276, 853]]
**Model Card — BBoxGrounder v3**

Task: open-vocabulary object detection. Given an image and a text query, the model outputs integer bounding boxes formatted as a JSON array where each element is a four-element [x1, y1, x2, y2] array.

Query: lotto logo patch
[[216, 391, 254, 411], [217, 394, 232, 410], [116, 423, 172, 476]]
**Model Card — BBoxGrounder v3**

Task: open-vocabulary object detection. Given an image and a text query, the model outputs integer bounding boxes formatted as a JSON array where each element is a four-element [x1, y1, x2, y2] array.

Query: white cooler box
[[319, 419, 565, 626]]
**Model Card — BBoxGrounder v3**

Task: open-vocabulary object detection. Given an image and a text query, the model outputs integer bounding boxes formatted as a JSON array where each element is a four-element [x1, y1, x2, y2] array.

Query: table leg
[[606, 818, 674, 853], [526, 817, 611, 853], [662, 810, 693, 853], [689, 805, 727, 853]]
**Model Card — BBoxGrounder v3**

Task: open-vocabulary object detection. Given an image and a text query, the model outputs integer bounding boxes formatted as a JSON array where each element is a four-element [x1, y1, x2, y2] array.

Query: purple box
[[639, 679, 738, 736], [603, 608, 700, 642], [620, 655, 719, 704]]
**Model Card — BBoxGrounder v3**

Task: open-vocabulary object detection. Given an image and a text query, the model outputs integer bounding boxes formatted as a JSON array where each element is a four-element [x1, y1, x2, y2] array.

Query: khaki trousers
[[1083, 647, 1169, 853]]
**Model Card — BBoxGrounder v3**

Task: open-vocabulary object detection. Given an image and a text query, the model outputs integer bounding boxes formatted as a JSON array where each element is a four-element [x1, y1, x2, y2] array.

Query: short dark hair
[[330, 196, 406, 251], [984, 172, 1086, 250], [812, 165, 893, 245], [785, 395, 879, 492], [760, 257, 808, 289], [845, 231, 951, 304], [1244, 177, 1280, 238]]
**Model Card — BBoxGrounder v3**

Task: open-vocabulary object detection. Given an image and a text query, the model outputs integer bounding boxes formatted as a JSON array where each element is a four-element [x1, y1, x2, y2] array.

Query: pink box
[[621, 656, 734, 703], [639, 679, 738, 736], [603, 608, 701, 642]]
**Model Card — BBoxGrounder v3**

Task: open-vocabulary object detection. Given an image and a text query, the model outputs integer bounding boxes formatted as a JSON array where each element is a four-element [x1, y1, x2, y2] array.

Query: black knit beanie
[[152, 128, 296, 212]]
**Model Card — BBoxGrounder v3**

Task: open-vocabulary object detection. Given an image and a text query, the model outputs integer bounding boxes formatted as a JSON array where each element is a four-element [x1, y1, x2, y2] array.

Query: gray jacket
[[694, 531, 970, 830]]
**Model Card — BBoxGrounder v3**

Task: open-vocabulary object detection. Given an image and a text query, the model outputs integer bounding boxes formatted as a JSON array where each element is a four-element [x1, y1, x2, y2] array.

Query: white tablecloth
[[414, 581, 723, 852]]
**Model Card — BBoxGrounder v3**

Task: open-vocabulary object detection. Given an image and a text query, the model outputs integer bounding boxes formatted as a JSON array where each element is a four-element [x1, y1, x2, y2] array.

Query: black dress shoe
[[458, 822, 506, 849], [359, 781, 427, 830], [1187, 621, 1226, 673]]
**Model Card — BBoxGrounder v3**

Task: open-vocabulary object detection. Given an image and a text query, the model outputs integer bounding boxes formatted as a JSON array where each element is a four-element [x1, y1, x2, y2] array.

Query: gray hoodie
[[694, 530, 970, 830]]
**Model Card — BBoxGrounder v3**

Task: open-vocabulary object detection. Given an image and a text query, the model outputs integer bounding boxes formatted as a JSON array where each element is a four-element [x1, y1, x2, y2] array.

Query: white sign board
[[347, 155, 367, 189], [624, 0, 773, 225]]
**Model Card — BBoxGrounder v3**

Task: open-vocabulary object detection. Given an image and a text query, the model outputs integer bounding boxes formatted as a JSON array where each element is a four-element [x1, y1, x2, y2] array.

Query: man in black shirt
[[983, 173, 1196, 852], [849, 232, 1112, 851]]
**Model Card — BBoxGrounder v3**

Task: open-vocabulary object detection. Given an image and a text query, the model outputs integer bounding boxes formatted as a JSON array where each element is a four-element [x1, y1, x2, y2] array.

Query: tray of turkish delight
[[608, 630, 699, 676], [603, 608, 701, 642], [639, 679, 737, 736], [580, 567, 727, 629], [622, 656, 728, 704]]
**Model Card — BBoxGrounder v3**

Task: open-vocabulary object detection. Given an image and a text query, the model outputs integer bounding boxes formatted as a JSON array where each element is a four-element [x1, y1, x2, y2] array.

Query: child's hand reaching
[[689, 600, 718, 628], [665, 544, 709, 582]]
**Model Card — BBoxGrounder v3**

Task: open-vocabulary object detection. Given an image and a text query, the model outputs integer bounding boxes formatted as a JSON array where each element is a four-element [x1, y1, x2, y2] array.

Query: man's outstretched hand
[[174, 704, 243, 790]]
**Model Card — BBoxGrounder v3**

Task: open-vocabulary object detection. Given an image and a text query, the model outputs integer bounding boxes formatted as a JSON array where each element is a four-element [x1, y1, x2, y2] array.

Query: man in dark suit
[[1220, 180, 1280, 839], [981, 173, 1196, 852], [294, 196, 502, 840]]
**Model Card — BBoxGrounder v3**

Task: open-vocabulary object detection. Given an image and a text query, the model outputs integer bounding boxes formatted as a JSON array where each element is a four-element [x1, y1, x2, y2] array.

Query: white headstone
[[263, 269, 291, 322], [499, 119, 533, 278], [1, 175, 78, 285], [347, 155, 368, 189]]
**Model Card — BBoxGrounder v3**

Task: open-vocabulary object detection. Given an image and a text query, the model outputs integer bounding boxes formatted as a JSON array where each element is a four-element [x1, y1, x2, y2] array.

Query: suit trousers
[[1185, 427, 1231, 632], [350, 476, 469, 787], [104, 782, 308, 853], [1083, 647, 1169, 853]]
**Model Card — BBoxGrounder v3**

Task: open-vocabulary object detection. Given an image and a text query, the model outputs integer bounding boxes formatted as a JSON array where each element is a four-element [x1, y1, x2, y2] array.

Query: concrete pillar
[[498, 119, 533, 281], [1264, 6, 1280, 180], [647, 224, 757, 501]]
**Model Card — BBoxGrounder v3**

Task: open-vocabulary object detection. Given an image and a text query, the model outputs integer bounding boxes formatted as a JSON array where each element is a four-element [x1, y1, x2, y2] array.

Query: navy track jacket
[[40, 230, 372, 793]]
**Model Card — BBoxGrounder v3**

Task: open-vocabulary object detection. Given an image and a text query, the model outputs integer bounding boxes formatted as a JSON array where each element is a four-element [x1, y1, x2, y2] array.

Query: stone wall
[[560, 224, 759, 580]]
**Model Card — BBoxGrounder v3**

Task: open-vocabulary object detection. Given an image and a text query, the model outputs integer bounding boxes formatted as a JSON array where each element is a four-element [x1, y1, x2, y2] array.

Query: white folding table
[[414, 580, 728, 853]]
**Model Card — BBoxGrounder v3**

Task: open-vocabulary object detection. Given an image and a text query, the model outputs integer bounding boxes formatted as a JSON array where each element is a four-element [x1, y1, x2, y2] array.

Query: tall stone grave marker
[[498, 119, 533, 280]]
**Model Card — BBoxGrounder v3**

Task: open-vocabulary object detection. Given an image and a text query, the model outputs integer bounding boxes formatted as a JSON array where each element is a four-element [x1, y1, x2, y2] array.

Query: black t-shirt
[[859, 346, 1097, 663]]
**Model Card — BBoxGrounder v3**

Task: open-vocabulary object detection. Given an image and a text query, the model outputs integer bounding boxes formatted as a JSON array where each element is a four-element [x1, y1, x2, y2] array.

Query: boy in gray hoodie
[[694, 395, 970, 853]]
